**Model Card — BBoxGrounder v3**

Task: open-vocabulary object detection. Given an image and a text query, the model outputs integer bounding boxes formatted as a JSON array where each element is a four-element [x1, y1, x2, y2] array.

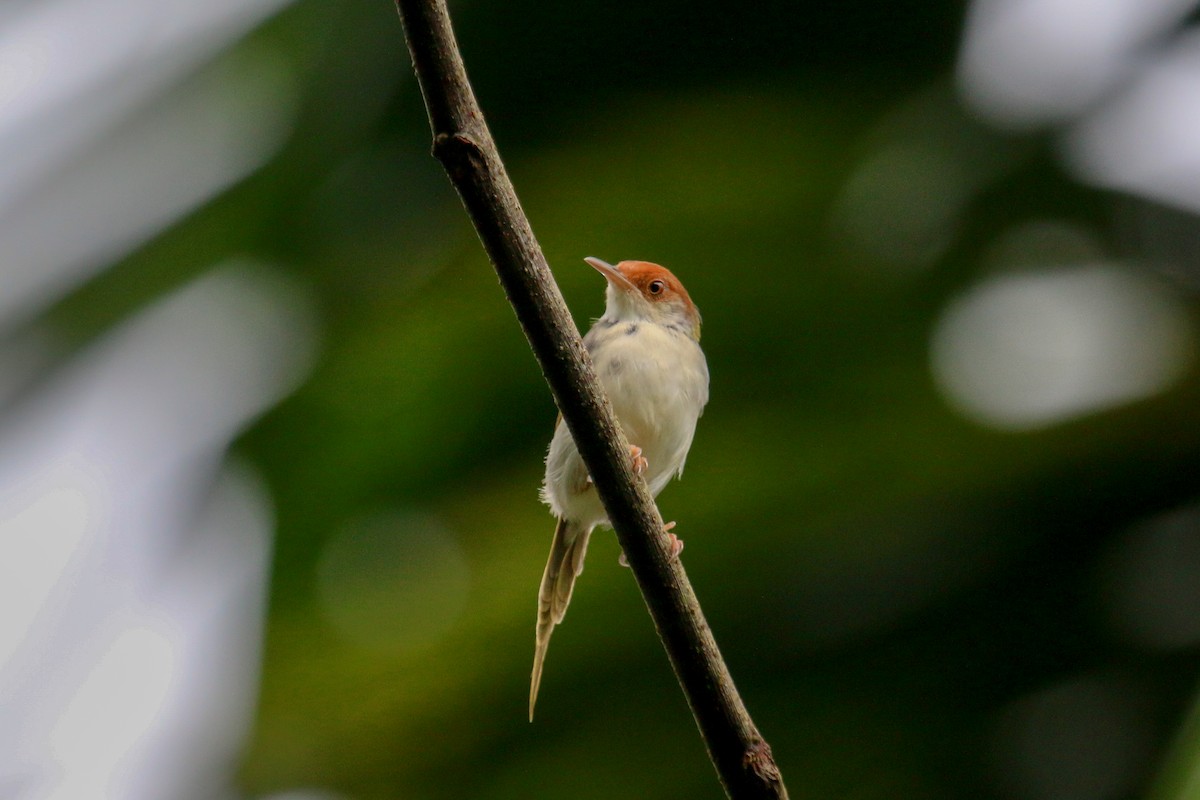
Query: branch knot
[[432, 131, 486, 176], [743, 738, 783, 785]]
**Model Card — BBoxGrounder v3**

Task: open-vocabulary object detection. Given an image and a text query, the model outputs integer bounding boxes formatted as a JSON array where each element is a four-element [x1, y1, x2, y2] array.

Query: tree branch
[[392, 2, 789, 797]]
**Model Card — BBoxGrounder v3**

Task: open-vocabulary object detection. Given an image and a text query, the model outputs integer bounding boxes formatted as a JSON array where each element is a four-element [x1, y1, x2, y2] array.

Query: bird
[[530, 256, 709, 720]]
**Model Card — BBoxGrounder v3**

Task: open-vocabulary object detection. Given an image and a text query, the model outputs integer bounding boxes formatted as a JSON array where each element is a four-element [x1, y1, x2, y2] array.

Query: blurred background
[[2, 0, 1200, 798]]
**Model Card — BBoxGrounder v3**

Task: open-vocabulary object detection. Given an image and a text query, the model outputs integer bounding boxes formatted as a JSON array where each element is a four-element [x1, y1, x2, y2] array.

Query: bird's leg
[[619, 521, 683, 567], [629, 444, 648, 475]]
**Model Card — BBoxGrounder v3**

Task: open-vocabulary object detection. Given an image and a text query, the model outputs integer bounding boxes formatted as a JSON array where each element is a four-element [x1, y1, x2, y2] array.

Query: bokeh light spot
[[49, 625, 175, 774], [1066, 32, 1200, 215], [957, 0, 1196, 128], [931, 263, 1194, 430]]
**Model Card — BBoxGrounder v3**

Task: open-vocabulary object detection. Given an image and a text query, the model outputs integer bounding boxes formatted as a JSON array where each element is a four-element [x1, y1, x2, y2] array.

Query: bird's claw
[[629, 445, 648, 476], [618, 522, 683, 567]]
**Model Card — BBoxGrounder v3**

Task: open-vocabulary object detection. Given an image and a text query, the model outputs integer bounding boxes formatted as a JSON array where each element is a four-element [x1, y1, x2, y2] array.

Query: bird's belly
[[542, 322, 707, 526], [596, 330, 705, 491]]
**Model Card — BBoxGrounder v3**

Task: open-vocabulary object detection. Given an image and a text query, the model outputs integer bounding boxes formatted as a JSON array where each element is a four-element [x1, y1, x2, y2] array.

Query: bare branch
[[392, 1, 789, 796]]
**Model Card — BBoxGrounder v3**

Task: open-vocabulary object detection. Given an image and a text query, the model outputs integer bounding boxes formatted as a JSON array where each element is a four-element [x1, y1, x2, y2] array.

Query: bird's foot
[[618, 522, 683, 567], [629, 445, 648, 476], [662, 521, 683, 556]]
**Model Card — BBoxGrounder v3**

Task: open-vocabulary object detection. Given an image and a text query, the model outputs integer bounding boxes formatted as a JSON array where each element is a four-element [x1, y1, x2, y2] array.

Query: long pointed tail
[[530, 518, 592, 721]]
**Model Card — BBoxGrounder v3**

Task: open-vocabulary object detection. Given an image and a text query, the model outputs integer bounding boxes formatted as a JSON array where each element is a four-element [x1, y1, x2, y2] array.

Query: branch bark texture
[[393, 2, 788, 796]]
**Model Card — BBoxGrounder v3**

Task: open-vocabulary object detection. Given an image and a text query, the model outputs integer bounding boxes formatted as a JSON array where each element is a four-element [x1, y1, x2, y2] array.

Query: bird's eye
[[648, 280, 665, 295]]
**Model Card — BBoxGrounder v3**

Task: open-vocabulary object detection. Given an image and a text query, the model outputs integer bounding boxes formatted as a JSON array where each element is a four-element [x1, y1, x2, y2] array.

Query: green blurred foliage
[[55, 0, 1200, 797]]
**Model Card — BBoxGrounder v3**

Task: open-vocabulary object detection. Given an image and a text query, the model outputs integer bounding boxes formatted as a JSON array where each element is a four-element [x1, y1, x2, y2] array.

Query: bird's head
[[585, 257, 702, 341]]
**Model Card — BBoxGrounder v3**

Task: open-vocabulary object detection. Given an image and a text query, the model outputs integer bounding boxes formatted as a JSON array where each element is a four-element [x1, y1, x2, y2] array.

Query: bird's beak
[[584, 256, 635, 292]]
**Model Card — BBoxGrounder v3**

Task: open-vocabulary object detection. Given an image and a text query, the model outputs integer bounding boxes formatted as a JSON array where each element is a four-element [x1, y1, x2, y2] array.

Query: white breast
[[541, 321, 708, 527]]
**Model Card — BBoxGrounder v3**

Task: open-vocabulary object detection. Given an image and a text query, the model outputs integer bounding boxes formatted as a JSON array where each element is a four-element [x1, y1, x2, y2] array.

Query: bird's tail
[[530, 518, 592, 721]]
